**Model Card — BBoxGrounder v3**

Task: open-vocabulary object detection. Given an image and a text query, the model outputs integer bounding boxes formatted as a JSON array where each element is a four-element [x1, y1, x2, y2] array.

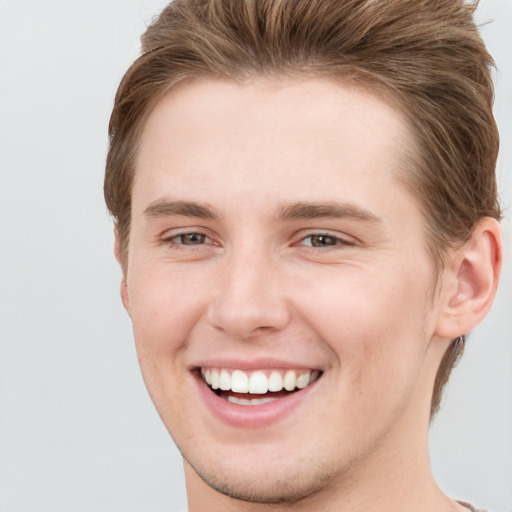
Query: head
[[105, 0, 500, 416], [105, 0, 502, 504]]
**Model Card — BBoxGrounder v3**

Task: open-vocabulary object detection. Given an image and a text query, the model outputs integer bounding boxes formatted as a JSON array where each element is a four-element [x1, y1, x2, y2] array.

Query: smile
[[200, 367, 321, 406]]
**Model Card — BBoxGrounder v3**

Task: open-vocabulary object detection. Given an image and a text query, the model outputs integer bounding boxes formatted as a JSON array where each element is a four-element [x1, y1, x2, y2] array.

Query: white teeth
[[248, 371, 268, 394], [231, 370, 249, 393], [211, 369, 220, 389], [227, 396, 278, 406], [296, 372, 310, 389], [219, 369, 231, 391], [283, 370, 296, 391], [202, 368, 320, 394], [268, 371, 283, 392]]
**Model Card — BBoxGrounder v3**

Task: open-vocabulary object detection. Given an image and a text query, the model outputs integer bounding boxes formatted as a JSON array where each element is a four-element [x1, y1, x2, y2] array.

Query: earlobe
[[435, 217, 502, 339], [120, 276, 132, 316], [114, 227, 132, 316]]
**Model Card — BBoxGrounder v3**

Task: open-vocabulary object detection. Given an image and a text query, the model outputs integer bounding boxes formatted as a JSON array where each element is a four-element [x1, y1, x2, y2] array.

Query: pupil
[[311, 235, 335, 247], [183, 233, 204, 245]]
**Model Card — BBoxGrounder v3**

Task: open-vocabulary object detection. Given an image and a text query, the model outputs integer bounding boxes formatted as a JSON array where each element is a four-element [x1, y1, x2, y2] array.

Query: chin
[[185, 453, 335, 505]]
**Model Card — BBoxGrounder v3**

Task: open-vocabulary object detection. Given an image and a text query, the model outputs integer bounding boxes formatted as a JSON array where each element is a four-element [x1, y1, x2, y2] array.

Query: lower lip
[[194, 372, 320, 428]]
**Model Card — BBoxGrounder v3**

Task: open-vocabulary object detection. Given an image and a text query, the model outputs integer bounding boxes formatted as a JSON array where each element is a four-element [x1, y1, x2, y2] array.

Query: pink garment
[[458, 501, 488, 512]]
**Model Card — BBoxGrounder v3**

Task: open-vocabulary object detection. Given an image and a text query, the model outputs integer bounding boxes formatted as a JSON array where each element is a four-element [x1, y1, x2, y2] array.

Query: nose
[[206, 250, 291, 340]]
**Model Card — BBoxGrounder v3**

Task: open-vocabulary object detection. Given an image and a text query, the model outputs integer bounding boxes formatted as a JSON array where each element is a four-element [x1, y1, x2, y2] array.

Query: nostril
[[206, 309, 291, 340], [205, 273, 291, 339]]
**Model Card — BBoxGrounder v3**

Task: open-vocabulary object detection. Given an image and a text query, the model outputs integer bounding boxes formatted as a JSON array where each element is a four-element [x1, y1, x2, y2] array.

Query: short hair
[[105, 0, 501, 417]]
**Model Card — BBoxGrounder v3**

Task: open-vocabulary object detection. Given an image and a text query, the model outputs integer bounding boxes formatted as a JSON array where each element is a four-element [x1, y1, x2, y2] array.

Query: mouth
[[200, 367, 322, 406]]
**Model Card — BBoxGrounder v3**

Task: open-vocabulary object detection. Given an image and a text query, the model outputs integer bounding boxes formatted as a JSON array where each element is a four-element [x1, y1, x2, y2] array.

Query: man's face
[[123, 78, 448, 503]]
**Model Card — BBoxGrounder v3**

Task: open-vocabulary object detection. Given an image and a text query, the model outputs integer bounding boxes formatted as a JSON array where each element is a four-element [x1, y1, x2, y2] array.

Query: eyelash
[[162, 231, 354, 250], [298, 233, 354, 249], [163, 232, 215, 248]]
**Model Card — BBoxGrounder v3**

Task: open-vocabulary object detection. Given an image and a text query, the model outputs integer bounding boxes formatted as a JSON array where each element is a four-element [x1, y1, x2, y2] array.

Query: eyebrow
[[144, 200, 219, 220], [143, 199, 381, 224], [276, 201, 381, 223]]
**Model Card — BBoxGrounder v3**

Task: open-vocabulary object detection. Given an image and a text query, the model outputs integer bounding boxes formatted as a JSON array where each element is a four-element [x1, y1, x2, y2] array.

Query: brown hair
[[105, 0, 501, 416]]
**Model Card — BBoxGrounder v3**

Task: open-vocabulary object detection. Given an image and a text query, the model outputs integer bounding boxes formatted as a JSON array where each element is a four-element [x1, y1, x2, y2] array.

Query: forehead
[[134, 77, 418, 218]]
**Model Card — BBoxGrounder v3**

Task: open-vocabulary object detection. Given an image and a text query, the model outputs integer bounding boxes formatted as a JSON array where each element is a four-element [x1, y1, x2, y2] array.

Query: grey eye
[[175, 233, 207, 245]]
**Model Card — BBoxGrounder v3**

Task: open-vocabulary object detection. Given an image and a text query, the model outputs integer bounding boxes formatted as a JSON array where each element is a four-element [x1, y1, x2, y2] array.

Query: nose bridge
[[207, 243, 290, 339]]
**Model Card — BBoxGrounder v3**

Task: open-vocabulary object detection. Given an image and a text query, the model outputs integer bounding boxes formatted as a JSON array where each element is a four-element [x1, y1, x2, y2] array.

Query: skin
[[118, 78, 501, 511]]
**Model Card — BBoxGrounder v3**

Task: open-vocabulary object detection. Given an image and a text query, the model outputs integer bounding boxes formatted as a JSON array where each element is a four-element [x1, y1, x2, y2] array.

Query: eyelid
[[294, 230, 357, 248], [172, 233, 211, 244], [160, 227, 219, 247]]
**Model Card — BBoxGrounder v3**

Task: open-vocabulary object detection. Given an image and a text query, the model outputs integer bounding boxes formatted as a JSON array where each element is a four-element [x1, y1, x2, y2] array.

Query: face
[[123, 78, 447, 504]]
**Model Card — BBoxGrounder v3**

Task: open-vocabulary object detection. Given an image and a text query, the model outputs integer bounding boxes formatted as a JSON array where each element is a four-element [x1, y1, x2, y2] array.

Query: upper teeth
[[201, 368, 319, 394]]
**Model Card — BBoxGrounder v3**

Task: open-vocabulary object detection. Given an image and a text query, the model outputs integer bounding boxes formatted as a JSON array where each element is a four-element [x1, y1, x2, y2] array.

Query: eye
[[300, 234, 351, 248], [168, 232, 212, 246]]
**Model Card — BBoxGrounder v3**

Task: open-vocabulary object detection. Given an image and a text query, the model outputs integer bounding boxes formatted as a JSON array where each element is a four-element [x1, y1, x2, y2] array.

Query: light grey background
[[0, 1, 510, 511]]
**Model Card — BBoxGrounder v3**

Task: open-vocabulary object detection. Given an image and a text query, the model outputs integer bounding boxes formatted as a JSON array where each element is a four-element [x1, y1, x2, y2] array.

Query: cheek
[[126, 264, 211, 424], [127, 263, 210, 358], [291, 265, 432, 388]]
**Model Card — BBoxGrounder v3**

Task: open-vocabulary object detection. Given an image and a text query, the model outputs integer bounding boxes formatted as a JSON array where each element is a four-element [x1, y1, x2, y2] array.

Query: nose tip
[[206, 259, 291, 340], [207, 301, 290, 340]]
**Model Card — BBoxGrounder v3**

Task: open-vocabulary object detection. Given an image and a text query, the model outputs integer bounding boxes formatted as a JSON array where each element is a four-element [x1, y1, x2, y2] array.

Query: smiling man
[[104, 1, 502, 511]]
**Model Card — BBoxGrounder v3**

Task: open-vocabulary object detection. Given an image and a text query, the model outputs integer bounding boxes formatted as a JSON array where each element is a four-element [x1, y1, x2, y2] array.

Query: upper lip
[[191, 357, 323, 372]]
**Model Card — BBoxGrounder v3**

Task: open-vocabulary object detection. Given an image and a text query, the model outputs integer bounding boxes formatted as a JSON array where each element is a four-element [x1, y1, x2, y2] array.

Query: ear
[[114, 227, 132, 316], [435, 217, 502, 339]]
